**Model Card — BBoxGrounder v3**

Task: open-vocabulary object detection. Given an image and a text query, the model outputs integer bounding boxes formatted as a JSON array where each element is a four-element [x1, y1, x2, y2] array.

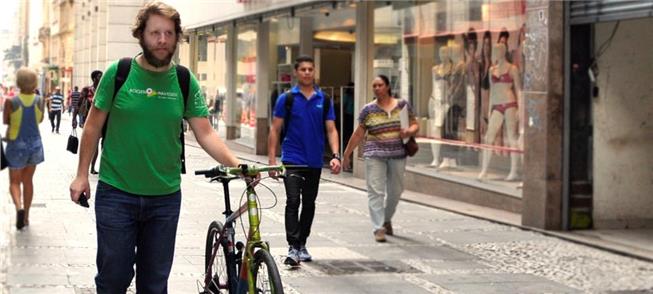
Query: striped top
[[70, 91, 81, 108], [50, 93, 64, 111], [359, 99, 415, 159]]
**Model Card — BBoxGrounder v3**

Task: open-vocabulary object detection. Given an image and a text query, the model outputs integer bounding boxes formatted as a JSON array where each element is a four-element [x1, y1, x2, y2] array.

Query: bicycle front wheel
[[252, 249, 284, 294], [204, 221, 232, 293]]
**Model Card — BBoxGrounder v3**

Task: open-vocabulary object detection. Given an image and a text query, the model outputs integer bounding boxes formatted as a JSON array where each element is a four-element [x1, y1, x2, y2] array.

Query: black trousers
[[49, 110, 62, 132], [283, 163, 322, 248]]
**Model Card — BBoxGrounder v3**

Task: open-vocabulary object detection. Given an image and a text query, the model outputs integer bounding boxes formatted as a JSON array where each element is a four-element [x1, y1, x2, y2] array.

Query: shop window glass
[[374, 0, 528, 196], [270, 16, 300, 122], [198, 35, 208, 61], [197, 29, 228, 136], [236, 23, 258, 146]]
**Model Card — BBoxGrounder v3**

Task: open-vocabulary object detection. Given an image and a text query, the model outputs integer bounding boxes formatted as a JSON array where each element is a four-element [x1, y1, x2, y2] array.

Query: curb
[[186, 139, 653, 263]]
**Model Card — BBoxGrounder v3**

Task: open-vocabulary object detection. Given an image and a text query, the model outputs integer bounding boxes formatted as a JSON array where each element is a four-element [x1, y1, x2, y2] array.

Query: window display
[[374, 0, 528, 196], [196, 29, 228, 135], [236, 24, 258, 146]]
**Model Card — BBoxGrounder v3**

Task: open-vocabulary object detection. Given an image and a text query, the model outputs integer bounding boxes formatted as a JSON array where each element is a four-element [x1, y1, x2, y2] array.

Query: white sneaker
[[284, 247, 300, 266], [298, 246, 312, 262]]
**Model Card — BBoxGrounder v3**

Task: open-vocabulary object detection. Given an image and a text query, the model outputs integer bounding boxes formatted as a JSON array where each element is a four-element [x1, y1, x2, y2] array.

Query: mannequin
[[428, 45, 452, 167], [479, 31, 492, 139], [478, 43, 521, 181], [438, 41, 465, 169], [464, 29, 480, 143]]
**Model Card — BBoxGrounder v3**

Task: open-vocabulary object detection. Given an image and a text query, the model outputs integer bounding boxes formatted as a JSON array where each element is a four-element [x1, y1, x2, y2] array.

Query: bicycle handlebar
[[194, 164, 307, 178]]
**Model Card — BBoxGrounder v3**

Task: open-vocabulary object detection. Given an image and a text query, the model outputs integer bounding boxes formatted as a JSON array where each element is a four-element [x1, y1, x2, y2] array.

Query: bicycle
[[196, 164, 290, 294]]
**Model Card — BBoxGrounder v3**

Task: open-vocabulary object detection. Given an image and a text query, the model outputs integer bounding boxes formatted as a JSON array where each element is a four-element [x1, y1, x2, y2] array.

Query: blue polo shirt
[[274, 86, 336, 168]]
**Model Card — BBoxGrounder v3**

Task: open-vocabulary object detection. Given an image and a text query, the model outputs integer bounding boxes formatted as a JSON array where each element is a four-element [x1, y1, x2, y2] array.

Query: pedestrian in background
[[74, 70, 102, 129], [68, 2, 240, 292], [68, 86, 81, 117], [342, 74, 419, 242], [267, 55, 342, 266], [2, 67, 45, 230], [73, 71, 102, 174], [47, 87, 64, 134]]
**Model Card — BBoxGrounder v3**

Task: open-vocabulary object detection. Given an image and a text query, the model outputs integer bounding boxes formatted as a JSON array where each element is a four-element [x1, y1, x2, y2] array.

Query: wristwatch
[[332, 153, 341, 161]]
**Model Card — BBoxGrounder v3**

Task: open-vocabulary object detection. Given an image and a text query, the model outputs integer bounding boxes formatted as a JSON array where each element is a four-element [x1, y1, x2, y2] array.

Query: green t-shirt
[[94, 59, 209, 195]]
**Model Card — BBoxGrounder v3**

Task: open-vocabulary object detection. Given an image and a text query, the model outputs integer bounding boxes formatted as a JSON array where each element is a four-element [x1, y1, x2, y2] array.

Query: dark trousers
[[49, 110, 61, 132], [283, 163, 322, 248], [94, 181, 181, 294]]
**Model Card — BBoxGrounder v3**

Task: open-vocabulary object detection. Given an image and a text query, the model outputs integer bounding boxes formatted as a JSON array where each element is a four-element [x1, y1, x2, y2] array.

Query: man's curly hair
[[131, 1, 182, 43]]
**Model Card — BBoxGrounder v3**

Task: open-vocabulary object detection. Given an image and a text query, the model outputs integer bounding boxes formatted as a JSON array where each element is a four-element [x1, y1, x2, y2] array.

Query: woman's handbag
[[404, 136, 419, 157], [67, 129, 79, 154], [1, 137, 8, 170]]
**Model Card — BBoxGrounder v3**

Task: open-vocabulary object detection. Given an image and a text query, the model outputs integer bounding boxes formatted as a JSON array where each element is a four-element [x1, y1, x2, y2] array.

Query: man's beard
[[140, 39, 175, 68]]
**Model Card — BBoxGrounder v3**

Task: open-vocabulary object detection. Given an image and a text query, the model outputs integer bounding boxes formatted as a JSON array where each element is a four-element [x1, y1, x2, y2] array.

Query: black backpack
[[280, 90, 331, 144], [102, 57, 191, 174]]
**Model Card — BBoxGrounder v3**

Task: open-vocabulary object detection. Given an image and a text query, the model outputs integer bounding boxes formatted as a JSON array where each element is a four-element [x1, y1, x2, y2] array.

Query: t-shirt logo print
[[146, 88, 158, 97]]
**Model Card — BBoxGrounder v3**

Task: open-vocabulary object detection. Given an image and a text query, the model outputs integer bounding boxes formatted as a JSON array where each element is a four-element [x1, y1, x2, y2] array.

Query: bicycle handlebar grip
[[194, 170, 209, 176]]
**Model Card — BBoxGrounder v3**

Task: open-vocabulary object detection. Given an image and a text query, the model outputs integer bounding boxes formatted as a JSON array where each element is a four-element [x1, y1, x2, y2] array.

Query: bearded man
[[69, 2, 241, 292]]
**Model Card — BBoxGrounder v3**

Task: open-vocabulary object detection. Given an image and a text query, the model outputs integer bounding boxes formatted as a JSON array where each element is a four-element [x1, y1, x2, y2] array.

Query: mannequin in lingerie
[[479, 31, 492, 138], [438, 41, 466, 169], [464, 29, 480, 143], [429, 45, 452, 167], [478, 43, 522, 181]]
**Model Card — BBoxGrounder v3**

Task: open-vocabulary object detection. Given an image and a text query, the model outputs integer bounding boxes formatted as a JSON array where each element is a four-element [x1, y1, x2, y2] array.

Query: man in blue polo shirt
[[268, 55, 341, 266]]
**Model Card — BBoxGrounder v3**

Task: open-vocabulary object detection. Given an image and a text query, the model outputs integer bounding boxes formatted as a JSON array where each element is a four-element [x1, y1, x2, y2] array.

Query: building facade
[[181, 0, 653, 231], [72, 0, 145, 89], [179, 0, 563, 229]]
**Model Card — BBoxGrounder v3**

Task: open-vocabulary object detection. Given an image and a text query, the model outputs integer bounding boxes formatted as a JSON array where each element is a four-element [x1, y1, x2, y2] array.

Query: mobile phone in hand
[[79, 192, 89, 208]]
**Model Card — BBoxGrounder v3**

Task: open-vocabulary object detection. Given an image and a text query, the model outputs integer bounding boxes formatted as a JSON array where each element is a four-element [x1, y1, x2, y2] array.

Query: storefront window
[[374, 1, 528, 196], [269, 16, 300, 121], [197, 28, 228, 137], [236, 23, 258, 146]]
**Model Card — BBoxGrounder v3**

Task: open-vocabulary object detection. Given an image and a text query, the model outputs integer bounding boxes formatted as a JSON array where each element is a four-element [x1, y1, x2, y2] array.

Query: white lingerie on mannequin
[[466, 85, 475, 130], [429, 45, 451, 167], [438, 43, 464, 169], [429, 70, 449, 167]]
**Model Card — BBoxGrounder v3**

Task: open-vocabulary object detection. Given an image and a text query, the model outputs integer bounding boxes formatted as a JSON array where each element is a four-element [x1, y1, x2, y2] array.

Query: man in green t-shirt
[[68, 2, 240, 292]]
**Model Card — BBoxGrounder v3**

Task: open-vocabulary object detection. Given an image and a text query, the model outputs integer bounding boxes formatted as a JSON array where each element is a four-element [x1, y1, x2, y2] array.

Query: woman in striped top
[[342, 75, 419, 242]]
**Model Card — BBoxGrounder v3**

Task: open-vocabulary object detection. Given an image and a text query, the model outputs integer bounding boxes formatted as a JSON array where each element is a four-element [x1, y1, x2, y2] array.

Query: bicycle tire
[[252, 249, 284, 294], [204, 220, 233, 293]]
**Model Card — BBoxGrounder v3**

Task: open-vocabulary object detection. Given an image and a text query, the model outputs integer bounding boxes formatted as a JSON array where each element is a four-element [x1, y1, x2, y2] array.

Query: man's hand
[[69, 176, 91, 205], [268, 160, 279, 179], [72, 117, 78, 129], [330, 158, 341, 175]]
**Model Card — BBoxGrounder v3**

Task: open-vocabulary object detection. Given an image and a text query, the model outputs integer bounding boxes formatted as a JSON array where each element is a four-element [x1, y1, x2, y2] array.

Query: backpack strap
[[102, 57, 132, 141], [283, 90, 294, 125], [175, 65, 191, 108], [279, 90, 294, 143], [175, 64, 191, 174], [322, 92, 331, 122], [114, 57, 132, 100]]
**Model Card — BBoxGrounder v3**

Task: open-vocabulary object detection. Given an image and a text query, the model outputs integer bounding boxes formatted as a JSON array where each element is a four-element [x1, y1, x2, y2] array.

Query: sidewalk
[[221, 139, 653, 263], [0, 117, 652, 293]]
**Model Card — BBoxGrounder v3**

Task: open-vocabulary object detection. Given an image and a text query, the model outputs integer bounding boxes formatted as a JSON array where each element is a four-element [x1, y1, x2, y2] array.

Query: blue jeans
[[365, 157, 406, 231], [94, 181, 181, 294]]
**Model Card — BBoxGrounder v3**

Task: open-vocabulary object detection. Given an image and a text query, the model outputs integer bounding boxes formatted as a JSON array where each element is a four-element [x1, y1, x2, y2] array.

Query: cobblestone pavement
[[1, 115, 653, 293]]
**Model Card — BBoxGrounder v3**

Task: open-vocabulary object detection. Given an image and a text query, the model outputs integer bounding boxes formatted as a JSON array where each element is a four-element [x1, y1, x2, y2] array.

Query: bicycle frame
[[201, 165, 285, 294]]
